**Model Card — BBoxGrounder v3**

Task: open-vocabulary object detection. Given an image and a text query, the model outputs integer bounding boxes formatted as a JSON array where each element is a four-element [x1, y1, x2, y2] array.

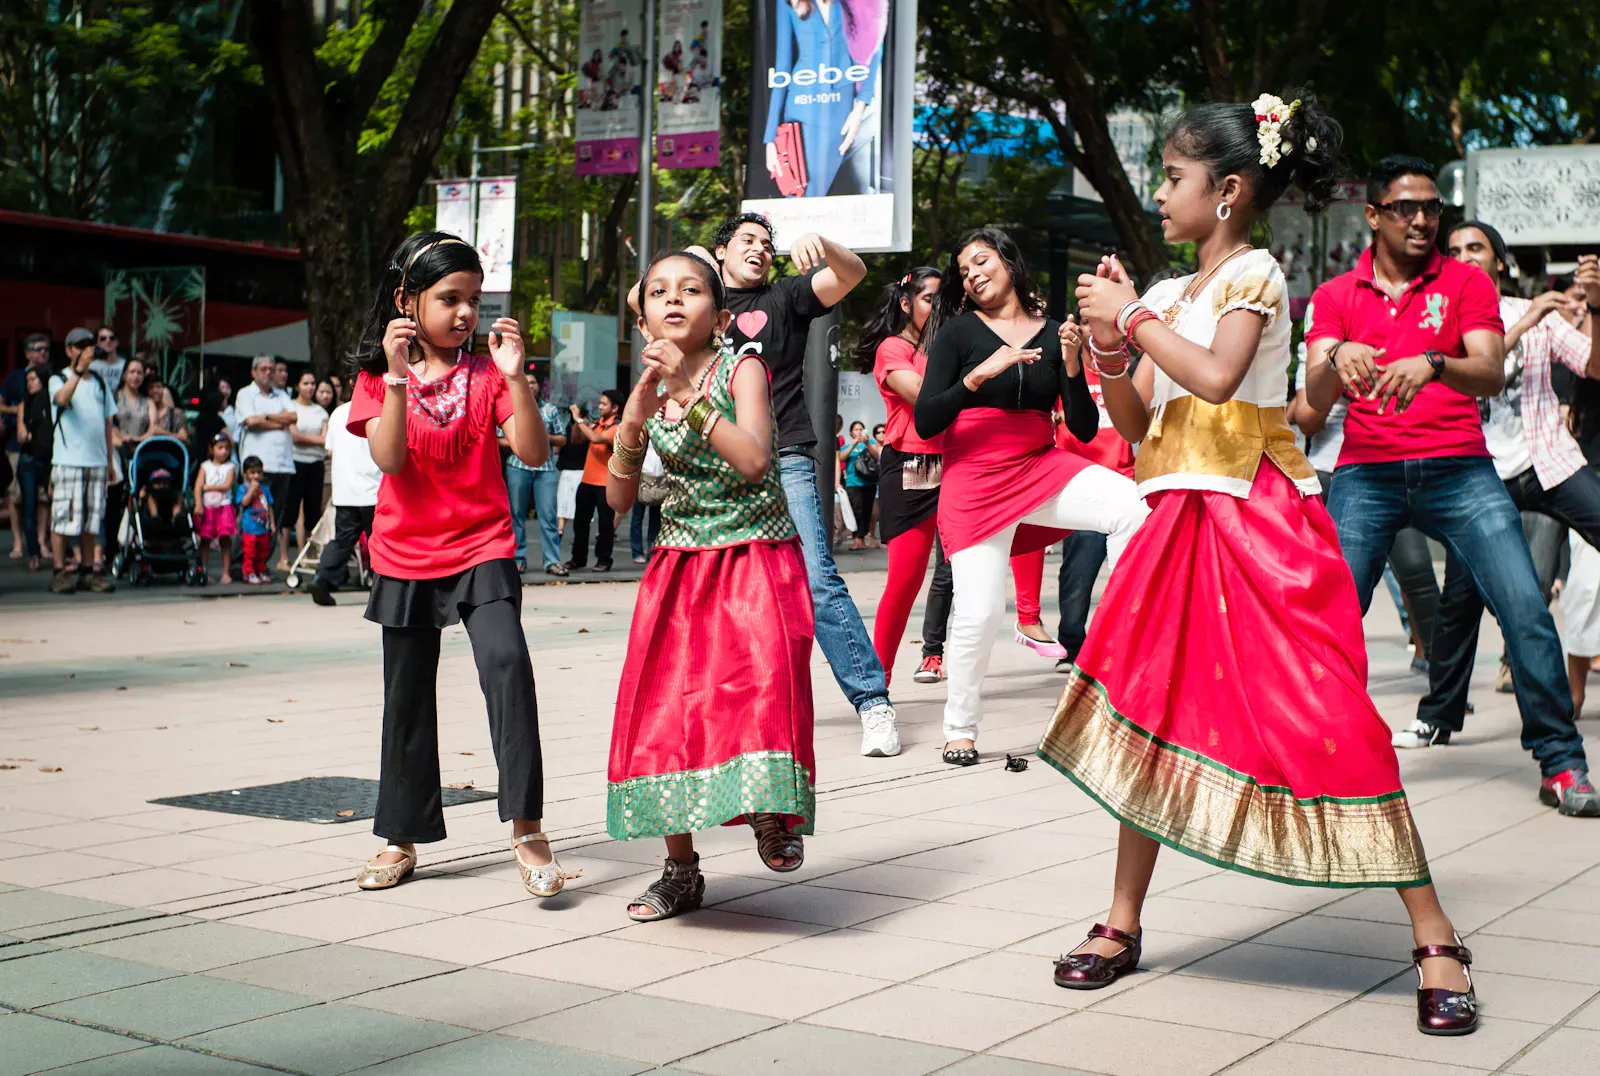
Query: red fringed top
[[349, 355, 517, 579]]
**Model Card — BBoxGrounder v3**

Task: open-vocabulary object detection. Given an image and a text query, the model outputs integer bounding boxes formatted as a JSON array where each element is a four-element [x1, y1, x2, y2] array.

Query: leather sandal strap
[[1412, 943, 1471, 964], [513, 832, 549, 847], [1088, 923, 1139, 946]]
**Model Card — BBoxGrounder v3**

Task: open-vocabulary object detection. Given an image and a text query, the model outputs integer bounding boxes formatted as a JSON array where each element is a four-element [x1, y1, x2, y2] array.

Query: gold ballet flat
[[513, 831, 574, 898], [356, 844, 417, 890]]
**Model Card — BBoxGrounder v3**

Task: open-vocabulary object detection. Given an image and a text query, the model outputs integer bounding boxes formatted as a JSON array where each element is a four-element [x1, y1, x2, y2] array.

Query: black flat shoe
[[1413, 933, 1478, 1036], [942, 743, 979, 767], [1054, 923, 1141, 989]]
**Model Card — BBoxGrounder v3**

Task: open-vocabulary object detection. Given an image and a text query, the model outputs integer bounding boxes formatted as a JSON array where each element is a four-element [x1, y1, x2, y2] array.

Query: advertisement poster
[[576, 0, 646, 175], [655, 0, 722, 169], [742, 0, 915, 252], [435, 180, 472, 240], [475, 178, 516, 293]]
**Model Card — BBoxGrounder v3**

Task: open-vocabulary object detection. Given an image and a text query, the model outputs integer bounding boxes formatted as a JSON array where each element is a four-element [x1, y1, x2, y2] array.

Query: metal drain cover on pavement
[[150, 776, 496, 824]]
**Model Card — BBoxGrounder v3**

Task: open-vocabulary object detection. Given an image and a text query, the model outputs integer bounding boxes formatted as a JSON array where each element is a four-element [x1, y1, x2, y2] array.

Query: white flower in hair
[[1307, 136, 1318, 152], [1252, 93, 1300, 168]]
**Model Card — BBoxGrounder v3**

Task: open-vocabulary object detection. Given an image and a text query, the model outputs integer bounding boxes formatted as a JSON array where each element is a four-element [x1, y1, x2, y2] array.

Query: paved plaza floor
[[2, 566, 1599, 1075]]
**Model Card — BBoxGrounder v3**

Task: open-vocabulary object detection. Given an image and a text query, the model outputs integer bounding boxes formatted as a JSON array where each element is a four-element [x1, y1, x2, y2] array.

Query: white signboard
[[435, 181, 472, 241], [475, 177, 516, 292], [1466, 145, 1600, 246]]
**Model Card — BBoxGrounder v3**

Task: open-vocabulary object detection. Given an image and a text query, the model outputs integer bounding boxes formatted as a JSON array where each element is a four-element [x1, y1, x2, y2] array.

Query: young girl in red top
[[346, 231, 568, 900]]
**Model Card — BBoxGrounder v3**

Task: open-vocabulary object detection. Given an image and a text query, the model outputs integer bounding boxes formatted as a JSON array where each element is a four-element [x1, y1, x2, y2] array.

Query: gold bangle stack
[[684, 397, 720, 438], [609, 428, 646, 480]]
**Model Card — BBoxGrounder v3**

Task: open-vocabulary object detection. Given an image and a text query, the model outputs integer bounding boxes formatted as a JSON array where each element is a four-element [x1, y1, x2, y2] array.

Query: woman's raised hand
[[1059, 315, 1084, 377]]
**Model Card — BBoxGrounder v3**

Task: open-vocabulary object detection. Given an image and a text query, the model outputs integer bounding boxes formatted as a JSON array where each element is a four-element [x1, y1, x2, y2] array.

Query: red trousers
[[241, 532, 270, 577]]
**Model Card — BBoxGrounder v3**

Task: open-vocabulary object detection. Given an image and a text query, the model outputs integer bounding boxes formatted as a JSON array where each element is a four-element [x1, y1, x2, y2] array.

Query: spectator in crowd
[[236, 455, 275, 584], [16, 363, 53, 570], [309, 390, 380, 605], [105, 356, 154, 570], [328, 372, 347, 404], [216, 378, 241, 444], [565, 389, 621, 571], [3, 333, 51, 562], [552, 400, 589, 573], [48, 328, 116, 594], [838, 420, 880, 550], [89, 325, 125, 386], [234, 355, 297, 577], [281, 370, 330, 571], [501, 369, 566, 575], [147, 377, 189, 442], [192, 384, 229, 451], [193, 432, 238, 583], [273, 359, 291, 393]]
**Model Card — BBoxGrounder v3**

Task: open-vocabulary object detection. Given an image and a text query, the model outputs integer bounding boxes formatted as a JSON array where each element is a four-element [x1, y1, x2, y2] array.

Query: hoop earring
[[1216, 202, 1232, 221]]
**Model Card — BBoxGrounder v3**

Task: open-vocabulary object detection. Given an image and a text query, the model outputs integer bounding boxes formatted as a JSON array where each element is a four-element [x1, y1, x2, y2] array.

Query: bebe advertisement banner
[[576, 0, 647, 175], [741, 0, 915, 252], [655, 0, 722, 169]]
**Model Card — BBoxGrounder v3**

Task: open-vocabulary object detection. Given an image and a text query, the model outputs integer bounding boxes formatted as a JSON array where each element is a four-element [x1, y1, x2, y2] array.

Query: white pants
[[1565, 531, 1600, 658], [944, 464, 1149, 743], [557, 469, 584, 520]]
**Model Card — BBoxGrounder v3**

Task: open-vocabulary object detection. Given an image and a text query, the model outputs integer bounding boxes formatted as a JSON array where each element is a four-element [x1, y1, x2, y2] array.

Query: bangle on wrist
[[1124, 308, 1159, 342], [962, 372, 981, 392], [1086, 335, 1128, 360], [607, 456, 640, 480], [382, 373, 408, 387], [701, 410, 722, 438], [1115, 300, 1148, 336]]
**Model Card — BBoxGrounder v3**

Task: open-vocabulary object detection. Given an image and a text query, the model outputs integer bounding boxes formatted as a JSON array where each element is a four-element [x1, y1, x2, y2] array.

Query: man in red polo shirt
[[1305, 155, 1597, 817]]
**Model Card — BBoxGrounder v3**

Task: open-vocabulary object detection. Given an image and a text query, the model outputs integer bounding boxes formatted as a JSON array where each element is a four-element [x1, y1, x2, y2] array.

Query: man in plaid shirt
[[1403, 221, 1600, 750]]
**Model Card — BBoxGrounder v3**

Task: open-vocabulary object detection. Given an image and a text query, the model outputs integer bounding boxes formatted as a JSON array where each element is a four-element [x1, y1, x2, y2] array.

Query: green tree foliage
[[0, 2, 249, 222]]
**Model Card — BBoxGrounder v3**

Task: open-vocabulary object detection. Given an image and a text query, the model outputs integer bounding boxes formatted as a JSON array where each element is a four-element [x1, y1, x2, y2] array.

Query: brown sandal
[[1413, 933, 1478, 1036], [1053, 923, 1141, 989], [750, 813, 804, 872]]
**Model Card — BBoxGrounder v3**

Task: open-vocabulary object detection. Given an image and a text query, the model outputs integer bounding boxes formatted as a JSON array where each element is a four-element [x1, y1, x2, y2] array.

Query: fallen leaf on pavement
[[0, 765, 16, 770], [79, 727, 99, 732], [183, 620, 196, 625], [155, 726, 168, 730], [284, 699, 296, 703], [335, 809, 355, 817], [577, 628, 590, 633], [446, 780, 474, 789], [39, 767, 62, 773], [258, 620, 271, 624], [116, 686, 127, 691], [459, 751, 475, 756], [228, 662, 249, 668], [267, 718, 284, 724]]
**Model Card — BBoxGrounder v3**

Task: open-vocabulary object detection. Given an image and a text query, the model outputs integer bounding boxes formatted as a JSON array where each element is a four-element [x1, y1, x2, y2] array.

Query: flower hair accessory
[[1251, 94, 1301, 169]]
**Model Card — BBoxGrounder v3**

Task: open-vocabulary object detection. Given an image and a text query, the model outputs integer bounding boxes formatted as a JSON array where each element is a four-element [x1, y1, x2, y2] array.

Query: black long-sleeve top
[[913, 312, 1099, 445]]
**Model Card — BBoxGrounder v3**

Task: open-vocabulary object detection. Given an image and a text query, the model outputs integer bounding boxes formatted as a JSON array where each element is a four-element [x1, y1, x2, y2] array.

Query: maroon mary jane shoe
[[1413, 933, 1479, 1036], [1053, 923, 1141, 990]]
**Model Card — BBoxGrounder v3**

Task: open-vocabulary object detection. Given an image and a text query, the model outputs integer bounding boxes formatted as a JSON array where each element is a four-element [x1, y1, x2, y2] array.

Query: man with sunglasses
[[1304, 155, 1598, 817], [88, 325, 124, 387]]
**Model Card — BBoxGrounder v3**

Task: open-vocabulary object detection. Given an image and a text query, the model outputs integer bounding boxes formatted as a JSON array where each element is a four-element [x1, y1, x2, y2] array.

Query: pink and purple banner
[[575, 0, 646, 176], [654, 0, 722, 169]]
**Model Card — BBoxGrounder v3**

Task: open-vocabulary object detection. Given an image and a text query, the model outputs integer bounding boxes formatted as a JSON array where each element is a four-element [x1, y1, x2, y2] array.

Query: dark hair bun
[[1281, 91, 1342, 214]]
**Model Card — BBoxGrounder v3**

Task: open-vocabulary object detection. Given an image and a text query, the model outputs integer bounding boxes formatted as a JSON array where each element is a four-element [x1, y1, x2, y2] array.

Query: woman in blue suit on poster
[[762, 0, 886, 197]]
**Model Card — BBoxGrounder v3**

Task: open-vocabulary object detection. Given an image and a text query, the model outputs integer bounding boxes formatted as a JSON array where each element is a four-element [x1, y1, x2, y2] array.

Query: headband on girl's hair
[[399, 237, 472, 291]]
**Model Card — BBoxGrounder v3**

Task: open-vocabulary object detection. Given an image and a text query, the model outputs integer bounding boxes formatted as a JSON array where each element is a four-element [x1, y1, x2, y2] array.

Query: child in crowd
[[193, 432, 238, 583], [235, 455, 274, 584]]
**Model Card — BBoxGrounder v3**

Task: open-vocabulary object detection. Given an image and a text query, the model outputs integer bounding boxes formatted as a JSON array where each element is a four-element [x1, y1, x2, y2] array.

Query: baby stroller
[[117, 436, 202, 586], [284, 508, 372, 591]]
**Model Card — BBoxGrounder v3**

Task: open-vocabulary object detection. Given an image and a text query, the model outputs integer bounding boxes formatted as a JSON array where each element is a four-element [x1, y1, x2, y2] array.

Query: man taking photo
[[48, 328, 117, 594]]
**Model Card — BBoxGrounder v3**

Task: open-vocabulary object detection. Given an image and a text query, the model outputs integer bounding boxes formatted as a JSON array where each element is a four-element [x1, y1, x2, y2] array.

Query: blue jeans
[[505, 463, 534, 564], [1327, 457, 1586, 777], [779, 450, 890, 713], [16, 456, 45, 559], [630, 502, 661, 560], [533, 470, 561, 569], [1056, 530, 1108, 662]]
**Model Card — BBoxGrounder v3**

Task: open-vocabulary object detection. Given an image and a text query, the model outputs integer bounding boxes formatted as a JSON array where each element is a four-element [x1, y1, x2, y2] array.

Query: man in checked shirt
[[1398, 221, 1600, 751]]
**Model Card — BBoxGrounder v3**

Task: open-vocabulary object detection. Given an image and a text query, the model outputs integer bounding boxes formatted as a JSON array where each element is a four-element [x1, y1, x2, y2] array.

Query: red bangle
[[1125, 308, 1160, 342]]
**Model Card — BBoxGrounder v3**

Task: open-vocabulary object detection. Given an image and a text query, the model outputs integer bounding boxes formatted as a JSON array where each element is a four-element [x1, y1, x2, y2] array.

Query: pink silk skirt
[[938, 408, 1090, 557], [1038, 463, 1430, 887], [607, 538, 817, 839]]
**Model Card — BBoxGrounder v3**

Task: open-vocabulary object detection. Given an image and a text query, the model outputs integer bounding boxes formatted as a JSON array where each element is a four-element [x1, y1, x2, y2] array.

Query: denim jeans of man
[[1418, 464, 1600, 734], [1326, 456, 1586, 777], [779, 450, 890, 713], [504, 463, 534, 565], [532, 469, 561, 569], [630, 502, 662, 560], [1317, 469, 1440, 648], [1056, 530, 1108, 662]]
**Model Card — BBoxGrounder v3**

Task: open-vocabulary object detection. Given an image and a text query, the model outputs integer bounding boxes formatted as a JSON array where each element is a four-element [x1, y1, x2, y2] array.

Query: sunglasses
[[98, 333, 117, 341], [1372, 198, 1444, 220]]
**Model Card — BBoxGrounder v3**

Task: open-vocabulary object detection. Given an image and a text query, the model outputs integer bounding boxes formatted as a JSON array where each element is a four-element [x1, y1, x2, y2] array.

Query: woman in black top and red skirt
[[913, 228, 1149, 765]]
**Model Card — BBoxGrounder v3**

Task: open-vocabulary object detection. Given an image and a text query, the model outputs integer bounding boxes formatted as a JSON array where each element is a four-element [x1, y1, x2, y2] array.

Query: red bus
[[0, 210, 305, 384]]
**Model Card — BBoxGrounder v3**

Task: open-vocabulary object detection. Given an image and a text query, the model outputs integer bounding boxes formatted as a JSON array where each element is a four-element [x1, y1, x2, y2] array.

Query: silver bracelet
[[382, 373, 408, 387]]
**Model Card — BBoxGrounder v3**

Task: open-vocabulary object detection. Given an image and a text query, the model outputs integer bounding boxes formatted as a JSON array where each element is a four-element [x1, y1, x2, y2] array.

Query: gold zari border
[[1037, 673, 1431, 888]]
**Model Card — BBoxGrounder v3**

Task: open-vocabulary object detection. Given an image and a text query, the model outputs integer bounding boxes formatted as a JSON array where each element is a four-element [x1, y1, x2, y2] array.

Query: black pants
[[1318, 470, 1440, 648], [920, 536, 954, 657], [568, 481, 614, 568], [376, 598, 543, 843], [1420, 465, 1600, 732], [313, 505, 374, 590], [1056, 530, 1109, 661], [282, 460, 325, 534], [846, 485, 876, 540], [103, 480, 127, 566]]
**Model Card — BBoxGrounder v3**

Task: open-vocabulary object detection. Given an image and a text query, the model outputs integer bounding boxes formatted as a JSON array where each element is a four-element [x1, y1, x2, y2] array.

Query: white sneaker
[[859, 702, 901, 757], [1392, 719, 1451, 749]]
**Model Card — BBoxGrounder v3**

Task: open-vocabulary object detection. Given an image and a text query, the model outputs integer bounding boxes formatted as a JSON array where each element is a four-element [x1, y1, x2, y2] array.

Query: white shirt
[[326, 402, 380, 507], [1481, 294, 1593, 488], [1294, 303, 1347, 474], [291, 401, 330, 464], [233, 382, 295, 474]]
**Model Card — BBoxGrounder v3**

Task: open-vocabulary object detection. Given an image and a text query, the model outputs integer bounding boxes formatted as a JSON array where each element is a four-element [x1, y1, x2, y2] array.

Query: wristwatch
[[1424, 350, 1447, 381]]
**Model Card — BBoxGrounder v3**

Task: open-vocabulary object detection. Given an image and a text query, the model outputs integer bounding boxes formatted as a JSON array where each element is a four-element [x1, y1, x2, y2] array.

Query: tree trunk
[[583, 174, 637, 311]]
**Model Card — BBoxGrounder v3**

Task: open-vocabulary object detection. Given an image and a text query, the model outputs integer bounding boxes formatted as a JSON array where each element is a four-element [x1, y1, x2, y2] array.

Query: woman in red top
[[857, 269, 1063, 694], [346, 232, 569, 900]]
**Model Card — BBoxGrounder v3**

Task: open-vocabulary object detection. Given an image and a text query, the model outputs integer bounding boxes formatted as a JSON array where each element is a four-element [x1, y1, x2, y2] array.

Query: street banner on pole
[[576, 0, 647, 175], [655, 0, 722, 169], [741, 0, 915, 252], [435, 180, 472, 240], [475, 177, 517, 293]]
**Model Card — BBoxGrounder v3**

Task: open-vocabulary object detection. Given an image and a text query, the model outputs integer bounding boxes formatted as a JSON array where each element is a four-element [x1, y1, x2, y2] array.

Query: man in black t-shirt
[[629, 213, 901, 756]]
